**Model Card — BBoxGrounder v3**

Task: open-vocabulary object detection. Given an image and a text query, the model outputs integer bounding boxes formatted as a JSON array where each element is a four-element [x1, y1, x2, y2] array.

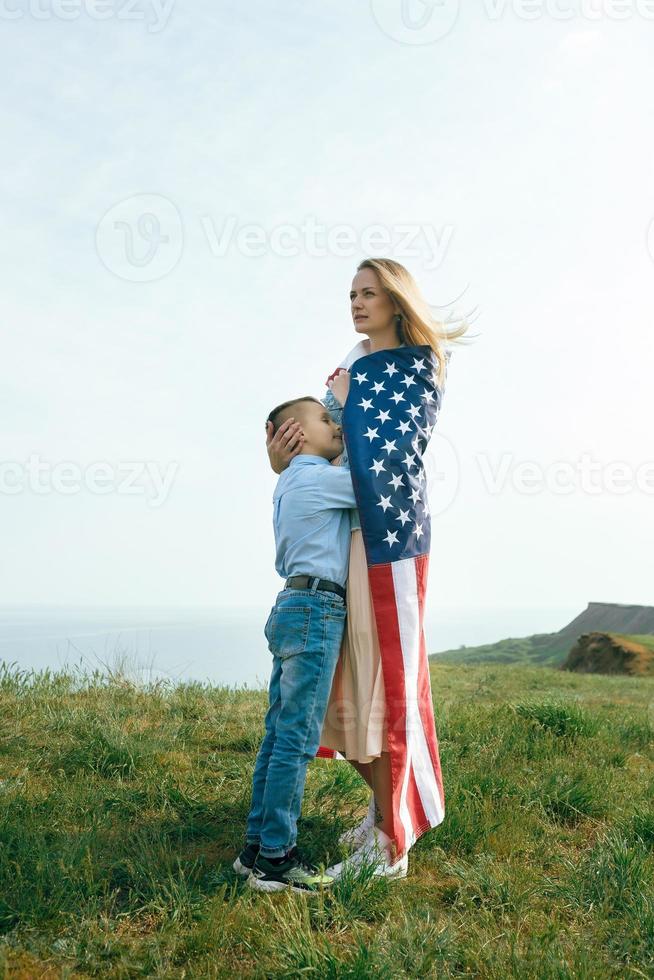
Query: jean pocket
[[263, 607, 275, 644], [268, 605, 312, 657]]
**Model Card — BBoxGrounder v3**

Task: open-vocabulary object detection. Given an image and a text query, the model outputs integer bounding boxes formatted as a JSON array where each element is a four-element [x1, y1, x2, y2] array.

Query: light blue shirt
[[273, 454, 357, 588]]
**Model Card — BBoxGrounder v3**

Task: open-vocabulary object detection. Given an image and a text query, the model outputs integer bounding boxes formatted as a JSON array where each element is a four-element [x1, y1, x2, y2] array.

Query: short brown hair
[[266, 396, 322, 434]]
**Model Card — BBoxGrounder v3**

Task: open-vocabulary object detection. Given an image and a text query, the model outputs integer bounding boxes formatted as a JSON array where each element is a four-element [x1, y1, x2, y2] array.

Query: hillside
[[557, 603, 654, 641], [431, 602, 654, 668]]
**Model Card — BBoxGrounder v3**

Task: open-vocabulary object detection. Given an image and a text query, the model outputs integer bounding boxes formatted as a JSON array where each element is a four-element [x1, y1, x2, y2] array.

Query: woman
[[266, 257, 468, 878]]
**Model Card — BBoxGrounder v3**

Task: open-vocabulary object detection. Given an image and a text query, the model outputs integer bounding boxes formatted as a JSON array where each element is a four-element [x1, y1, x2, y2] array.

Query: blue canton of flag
[[342, 344, 446, 567]]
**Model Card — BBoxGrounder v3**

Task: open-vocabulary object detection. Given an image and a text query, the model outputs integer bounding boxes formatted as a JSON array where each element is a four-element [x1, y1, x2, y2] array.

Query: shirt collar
[[288, 454, 331, 467]]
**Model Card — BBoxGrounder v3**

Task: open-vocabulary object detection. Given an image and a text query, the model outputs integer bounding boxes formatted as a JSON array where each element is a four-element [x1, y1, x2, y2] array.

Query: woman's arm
[[321, 387, 343, 426], [328, 370, 350, 408]]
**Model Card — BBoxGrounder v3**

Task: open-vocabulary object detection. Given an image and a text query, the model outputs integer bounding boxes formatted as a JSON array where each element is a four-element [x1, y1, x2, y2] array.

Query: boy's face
[[298, 402, 344, 460]]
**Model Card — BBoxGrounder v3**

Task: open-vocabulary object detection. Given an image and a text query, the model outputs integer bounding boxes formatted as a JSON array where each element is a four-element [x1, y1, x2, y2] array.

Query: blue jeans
[[246, 584, 347, 858]]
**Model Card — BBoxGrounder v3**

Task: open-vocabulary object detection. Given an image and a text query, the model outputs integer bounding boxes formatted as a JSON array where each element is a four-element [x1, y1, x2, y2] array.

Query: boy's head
[[267, 397, 344, 461]]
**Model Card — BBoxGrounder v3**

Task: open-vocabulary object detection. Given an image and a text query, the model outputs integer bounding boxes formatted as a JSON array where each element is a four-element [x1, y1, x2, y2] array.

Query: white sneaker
[[327, 826, 408, 881], [338, 795, 376, 849]]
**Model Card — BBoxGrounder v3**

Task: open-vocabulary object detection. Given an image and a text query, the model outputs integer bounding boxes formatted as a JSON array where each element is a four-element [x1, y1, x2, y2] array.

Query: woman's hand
[[328, 369, 351, 407], [265, 417, 305, 474]]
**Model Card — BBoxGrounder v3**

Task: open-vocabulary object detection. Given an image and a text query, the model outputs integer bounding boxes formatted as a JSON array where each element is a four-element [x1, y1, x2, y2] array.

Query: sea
[[0, 603, 579, 689]]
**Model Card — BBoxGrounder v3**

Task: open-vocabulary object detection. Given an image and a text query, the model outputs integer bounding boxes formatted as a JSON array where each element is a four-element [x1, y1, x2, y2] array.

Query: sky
[[1, 0, 653, 630]]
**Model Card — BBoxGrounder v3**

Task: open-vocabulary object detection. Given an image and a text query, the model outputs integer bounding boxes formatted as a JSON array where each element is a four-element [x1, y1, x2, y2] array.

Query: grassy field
[[1, 658, 654, 978]]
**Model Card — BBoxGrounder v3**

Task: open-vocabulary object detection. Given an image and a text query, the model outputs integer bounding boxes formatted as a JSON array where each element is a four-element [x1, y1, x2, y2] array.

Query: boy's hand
[[266, 417, 305, 474], [328, 369, 351, 407]]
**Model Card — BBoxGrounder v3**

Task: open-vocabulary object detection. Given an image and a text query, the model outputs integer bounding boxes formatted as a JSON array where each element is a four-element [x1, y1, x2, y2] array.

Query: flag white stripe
[[392, 559, 444, 830]]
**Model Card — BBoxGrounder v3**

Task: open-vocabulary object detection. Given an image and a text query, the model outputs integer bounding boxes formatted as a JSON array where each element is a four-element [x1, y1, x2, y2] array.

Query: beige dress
[[320, 528, 389, 762]]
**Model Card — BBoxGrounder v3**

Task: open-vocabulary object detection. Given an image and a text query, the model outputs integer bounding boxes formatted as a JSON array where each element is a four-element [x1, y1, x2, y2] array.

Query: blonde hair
[[356, 258, 476, 389]]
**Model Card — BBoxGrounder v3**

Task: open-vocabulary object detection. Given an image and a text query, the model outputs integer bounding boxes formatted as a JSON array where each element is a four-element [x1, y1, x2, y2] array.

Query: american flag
[[316, 342, 448, 857]]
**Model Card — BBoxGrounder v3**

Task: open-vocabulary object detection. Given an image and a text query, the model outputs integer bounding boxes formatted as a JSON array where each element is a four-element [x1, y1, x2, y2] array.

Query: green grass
[[1, 659, 654, 977]]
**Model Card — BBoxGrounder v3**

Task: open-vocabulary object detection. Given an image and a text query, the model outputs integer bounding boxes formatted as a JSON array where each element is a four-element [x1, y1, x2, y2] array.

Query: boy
[[233, 394, 356, 893]]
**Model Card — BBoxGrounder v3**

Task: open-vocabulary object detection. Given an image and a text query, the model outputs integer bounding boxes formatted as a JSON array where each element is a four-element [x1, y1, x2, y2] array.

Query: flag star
[[423, 500, 430, 517], [424, 422, 434, 438], [396, 419, 411, 435], [370, 458, 386, 476], [411, 357, 426, 373], [363, 427, 380, 442], [421, 389, 435, 403], [403, 452, 417, 469], [382, 439, 398, 456], [377, 494, 393, 513], [395, 508, 411, 527], [390, 391, 405, 405], [375, 409, 391, 424], [389, 472, 404, 491], [354, 372, 368, 384], [358, 397, 374, 412], [406, 404, 422, 420], [383, 529, 399, 547], [411, 437, 421, 453], [371, 380, 386, 395], [401, 373, 416, 389], [416, 469, 425, 485], [383, 361, 399, 377], [413, 522, 424, 540], [409, 486, 421, 504]]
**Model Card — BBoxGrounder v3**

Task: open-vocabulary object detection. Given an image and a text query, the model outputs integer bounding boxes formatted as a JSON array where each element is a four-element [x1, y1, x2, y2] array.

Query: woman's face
[[350, 268, 398, 339]]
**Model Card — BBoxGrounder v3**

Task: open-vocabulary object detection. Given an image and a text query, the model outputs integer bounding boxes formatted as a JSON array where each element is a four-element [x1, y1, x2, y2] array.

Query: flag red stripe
[[368, 561, 411, 857]]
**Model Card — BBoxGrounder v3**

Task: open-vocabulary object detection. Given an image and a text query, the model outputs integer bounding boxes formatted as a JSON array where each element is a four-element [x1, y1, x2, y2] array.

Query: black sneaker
[[233, 841, 259, 876], [247, 846, 334, 894]]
